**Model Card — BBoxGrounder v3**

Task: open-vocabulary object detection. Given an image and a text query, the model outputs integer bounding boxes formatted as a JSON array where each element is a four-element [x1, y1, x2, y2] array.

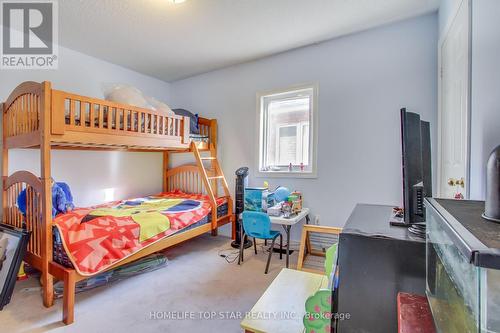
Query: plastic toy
[[274, 186, 291, 203], [17, 262, 28, 281], [290, 191, 303, 213]]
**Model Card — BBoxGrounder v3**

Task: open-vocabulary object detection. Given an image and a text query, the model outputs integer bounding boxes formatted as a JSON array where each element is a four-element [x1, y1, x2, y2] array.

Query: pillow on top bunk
[[104, 84, 153, 109], [172, 108, 200, 135], [103, 84, 175, 116], [145, 96, 175, 116]]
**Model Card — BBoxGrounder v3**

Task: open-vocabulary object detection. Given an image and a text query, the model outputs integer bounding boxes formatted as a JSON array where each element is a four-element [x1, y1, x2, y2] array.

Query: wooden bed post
[[63, 269, 76, 324], [209, 119, 217, 152], [182, 116, 190, 144], [163, 151, 169, 192], [209, 143, 218, 198], [210, 202, 218, 236], [40, 81, 54, 308], [209, 119, 218, 237]]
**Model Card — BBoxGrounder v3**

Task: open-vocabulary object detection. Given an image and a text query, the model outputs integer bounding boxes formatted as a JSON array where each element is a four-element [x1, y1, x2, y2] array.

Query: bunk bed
[[1, 81, 234, 324]]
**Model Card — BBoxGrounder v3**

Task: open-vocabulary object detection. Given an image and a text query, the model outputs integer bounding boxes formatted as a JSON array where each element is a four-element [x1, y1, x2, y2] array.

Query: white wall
[[469, 0, 500, 199], [0, 46, 172, 207], [170, 14, 438, 237]]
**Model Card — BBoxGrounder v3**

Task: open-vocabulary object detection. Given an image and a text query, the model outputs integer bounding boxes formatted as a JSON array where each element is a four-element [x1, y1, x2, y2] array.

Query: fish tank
[[425, 198, 500, 333]]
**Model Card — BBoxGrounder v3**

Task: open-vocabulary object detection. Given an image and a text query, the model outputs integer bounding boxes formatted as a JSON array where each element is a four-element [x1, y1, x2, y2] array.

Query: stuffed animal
[[52, 182, 75, 217], [17, 180, 74, 218]]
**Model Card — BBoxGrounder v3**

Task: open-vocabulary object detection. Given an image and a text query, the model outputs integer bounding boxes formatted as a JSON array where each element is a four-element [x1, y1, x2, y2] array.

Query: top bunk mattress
[[53, 191, 227, 276]]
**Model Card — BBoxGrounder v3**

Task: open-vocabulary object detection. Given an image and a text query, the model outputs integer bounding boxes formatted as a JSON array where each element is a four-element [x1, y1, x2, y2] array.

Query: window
[[258, 85, 317, 176]]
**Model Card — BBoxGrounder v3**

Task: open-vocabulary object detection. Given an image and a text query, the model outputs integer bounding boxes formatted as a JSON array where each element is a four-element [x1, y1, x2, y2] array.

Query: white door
[[438, 0, 470, 199]]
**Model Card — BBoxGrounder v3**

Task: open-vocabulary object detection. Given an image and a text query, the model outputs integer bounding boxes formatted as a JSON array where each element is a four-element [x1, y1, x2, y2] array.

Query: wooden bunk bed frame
[[1, 81, 234, 324]]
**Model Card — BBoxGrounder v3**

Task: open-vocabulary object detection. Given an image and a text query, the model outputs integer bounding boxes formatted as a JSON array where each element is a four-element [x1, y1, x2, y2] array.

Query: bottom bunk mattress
[[52, 190, 228, 276]]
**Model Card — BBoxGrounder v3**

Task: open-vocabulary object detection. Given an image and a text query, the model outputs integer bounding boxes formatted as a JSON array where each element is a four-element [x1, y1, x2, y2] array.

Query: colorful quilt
[[54, 191, 226, 276]]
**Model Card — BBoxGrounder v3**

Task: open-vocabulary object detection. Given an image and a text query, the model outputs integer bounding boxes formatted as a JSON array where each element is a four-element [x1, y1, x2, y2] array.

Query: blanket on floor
[[54, 191, 226, 276]]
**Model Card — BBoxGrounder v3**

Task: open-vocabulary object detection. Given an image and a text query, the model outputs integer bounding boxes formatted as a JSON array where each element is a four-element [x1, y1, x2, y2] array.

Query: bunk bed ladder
[[191, 142, 233, 232]]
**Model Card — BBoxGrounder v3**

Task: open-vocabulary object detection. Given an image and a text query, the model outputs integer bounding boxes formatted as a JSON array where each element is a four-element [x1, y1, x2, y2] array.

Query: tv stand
[[336, 204, 426, 332], [407, 223, 426, 238], [390, 220, 426, 239]]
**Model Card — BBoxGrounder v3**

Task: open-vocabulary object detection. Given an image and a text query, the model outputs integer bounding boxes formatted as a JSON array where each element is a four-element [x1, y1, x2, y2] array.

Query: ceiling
[[59, 0, 439, 82]]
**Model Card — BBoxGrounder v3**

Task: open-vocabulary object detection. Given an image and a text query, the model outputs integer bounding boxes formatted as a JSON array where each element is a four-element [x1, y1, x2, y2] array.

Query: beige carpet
[[0, 234, 298, 333]]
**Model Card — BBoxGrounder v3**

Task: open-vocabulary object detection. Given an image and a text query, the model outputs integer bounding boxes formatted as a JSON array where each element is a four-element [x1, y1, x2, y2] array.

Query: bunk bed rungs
[[200, 157, 216, 160], [208, 176, 224, 180]]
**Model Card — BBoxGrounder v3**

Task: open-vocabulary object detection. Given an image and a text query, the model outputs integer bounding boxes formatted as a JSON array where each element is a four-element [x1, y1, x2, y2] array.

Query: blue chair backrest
[[242, 211, 272, 239]]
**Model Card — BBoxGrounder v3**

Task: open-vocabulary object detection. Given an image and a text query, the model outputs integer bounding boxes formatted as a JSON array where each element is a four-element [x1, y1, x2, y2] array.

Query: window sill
[[255, 170, 317, 179]]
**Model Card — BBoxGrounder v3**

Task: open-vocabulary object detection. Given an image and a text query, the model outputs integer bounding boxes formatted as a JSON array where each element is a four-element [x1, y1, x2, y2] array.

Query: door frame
[[437, 0, 472, 198]]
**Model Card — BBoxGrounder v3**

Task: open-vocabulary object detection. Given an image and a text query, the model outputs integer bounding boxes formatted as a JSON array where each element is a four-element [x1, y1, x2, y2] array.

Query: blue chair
[[238, 211, 283, 274]]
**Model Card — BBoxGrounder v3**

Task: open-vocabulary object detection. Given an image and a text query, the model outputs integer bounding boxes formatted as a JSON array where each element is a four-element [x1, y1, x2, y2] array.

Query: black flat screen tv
[[396, 108, 432, 226]]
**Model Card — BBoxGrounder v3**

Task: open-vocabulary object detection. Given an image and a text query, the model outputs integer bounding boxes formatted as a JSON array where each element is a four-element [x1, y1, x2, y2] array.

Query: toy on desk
[[267, 202, 283, 217], [244, 184, 304, 217], [262, 189, 275, 212], [282, 201, 293, 218], [289, 191, 303, 214], [266, 186, 290, 216], [274, 186, 291, 203]]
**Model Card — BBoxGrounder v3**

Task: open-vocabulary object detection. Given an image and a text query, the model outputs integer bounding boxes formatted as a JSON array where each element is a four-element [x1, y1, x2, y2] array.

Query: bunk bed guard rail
[[2, 81, 192, 150], [50, 90, 190, 143]]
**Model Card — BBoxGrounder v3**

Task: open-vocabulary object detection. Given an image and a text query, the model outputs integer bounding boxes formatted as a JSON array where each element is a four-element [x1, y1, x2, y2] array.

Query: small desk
[[241, 268, 328, 333], [269, 208, 310, 268]]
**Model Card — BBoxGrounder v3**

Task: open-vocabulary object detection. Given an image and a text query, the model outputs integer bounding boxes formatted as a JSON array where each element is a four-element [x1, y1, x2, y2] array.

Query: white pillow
[[102, 83, 174, 116], [145, 96, 175, 116], [103, 84, 153, 109]]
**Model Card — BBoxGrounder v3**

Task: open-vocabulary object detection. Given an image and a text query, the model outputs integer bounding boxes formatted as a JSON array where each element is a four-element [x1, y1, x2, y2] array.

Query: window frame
[[256, 83, 318, 178]]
